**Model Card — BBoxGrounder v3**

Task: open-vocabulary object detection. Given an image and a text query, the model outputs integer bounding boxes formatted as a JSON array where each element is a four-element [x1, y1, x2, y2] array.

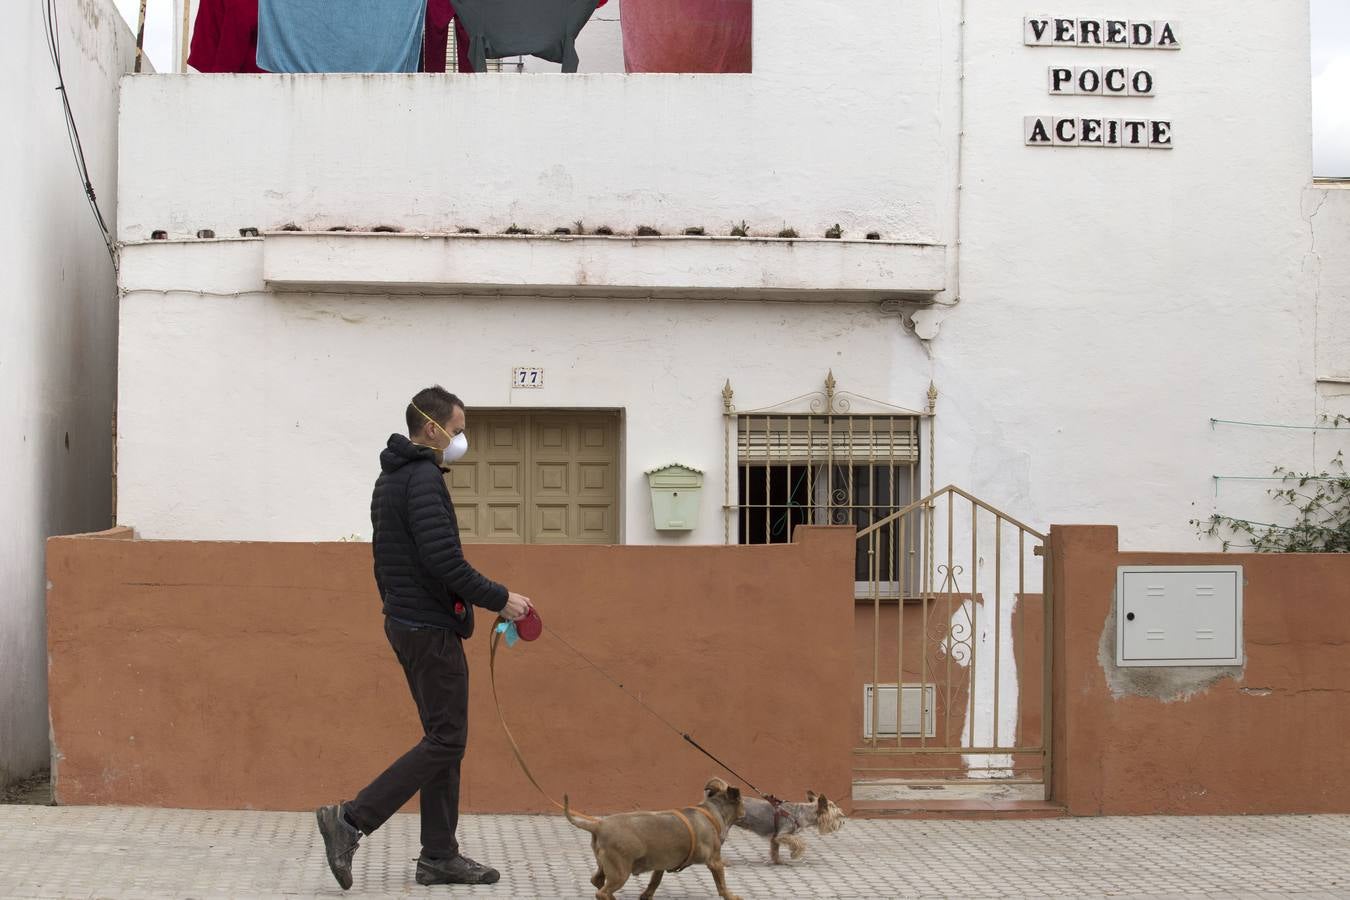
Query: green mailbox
[[644, 464, 704, 531]]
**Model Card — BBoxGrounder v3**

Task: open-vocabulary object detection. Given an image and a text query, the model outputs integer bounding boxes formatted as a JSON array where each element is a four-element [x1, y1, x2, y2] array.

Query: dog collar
[[693, 805, 727, 841]]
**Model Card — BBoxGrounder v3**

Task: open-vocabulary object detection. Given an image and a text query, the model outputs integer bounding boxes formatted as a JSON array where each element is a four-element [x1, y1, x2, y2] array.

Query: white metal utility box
[[1115, 566, 1244, 667]]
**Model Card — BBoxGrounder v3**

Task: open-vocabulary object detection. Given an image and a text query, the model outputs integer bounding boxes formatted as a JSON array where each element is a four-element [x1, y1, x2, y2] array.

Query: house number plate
[[512, 367, 544, 389]]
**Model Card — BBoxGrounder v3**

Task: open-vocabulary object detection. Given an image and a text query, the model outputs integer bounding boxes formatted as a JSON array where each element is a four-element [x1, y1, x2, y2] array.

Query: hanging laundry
[[421, 0, 610, 74], [187, 0, 264, 73], [622, 0, 752, 74], [423, 0, 472, 73], [256, 0, 427, 73], [449, 0, 603, 73]]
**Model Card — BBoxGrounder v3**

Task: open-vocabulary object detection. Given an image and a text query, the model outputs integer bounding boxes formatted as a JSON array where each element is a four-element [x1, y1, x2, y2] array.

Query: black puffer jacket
[[371, 433, 507, 637]]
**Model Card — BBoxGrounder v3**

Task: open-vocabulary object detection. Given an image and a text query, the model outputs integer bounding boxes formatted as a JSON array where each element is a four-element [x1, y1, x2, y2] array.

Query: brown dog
[[565, 777, 744, 900]]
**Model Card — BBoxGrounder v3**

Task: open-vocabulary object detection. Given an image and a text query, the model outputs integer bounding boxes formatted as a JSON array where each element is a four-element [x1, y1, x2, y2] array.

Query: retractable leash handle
[[492, 606, 543, 647], [515, 606, 543, 641]]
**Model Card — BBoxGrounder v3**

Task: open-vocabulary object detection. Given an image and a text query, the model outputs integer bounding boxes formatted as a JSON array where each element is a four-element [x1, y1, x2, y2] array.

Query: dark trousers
[[345, 618, 469, 859]]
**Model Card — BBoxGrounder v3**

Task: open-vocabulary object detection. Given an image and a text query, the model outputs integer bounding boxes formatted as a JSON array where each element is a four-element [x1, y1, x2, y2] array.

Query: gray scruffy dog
[[728, 790, 846, 864]]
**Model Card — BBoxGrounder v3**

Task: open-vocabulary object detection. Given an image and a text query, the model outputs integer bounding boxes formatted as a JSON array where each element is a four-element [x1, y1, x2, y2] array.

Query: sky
[[115, 0, 1350, 176], [113, 0, 172, 73], [1312, 0, 1350, 175]]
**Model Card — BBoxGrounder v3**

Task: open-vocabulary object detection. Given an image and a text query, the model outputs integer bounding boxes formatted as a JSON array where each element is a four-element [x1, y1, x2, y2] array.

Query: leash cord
[[488, 627, 599, 821], [491, 619, 774, 805], [543, 626, 772, 801]]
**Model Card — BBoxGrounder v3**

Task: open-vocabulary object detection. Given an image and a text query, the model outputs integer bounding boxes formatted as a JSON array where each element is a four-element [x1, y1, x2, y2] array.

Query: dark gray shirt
[[451, 0, 602, 72]]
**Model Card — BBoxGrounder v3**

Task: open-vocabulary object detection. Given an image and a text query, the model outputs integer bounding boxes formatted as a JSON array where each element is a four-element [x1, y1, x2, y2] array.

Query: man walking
[[317, 386, 532, 890]]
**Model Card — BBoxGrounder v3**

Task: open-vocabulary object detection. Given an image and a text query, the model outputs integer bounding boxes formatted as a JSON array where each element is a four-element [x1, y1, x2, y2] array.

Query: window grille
[[723, 373, 936, 597]]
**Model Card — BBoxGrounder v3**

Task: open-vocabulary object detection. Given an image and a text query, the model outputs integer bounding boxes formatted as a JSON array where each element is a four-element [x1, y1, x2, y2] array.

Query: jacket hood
[[381, 433, 440, 473]]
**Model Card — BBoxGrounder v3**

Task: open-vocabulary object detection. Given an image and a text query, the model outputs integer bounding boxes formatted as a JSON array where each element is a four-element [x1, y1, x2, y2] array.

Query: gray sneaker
[[315, 803, 361, 890], [415, 854, 501, 885]]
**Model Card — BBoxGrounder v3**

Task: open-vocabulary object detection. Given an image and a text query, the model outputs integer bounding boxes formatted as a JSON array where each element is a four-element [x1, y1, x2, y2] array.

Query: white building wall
[[116, 245, 928, 542], [113, 1, 1342, 553], [941, 2, 1322, 546], [1, 0, 135, 787], [1313, 186, 1350, 428]]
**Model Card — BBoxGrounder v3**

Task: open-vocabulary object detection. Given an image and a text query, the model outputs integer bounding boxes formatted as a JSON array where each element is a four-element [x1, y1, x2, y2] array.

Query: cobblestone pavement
[[1, 806, 1348, 898]]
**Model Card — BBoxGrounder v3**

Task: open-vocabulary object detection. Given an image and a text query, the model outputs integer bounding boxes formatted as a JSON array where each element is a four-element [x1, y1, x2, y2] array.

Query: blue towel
[[257, 0, 426, 73]]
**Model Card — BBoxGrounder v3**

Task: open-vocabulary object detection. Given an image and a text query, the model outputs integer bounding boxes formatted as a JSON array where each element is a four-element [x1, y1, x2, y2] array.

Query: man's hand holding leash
[[501, 592, 533, 621]]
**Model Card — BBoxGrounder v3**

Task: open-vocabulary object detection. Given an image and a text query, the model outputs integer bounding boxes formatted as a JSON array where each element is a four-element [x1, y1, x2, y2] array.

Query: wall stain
[[1097, 601, 1242, 702]]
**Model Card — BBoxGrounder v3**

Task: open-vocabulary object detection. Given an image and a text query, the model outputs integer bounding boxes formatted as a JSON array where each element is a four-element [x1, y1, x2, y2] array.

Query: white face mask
[[442, 431, 469, 463], [410, 401, 469, 464]]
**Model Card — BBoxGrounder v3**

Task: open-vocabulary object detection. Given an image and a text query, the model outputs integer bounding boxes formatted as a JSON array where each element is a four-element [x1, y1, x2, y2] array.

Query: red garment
[[622, 0, 749, 74], [187, 0, 265, 73], [425, 0, 607, 72], [422, 0, 470, 73]]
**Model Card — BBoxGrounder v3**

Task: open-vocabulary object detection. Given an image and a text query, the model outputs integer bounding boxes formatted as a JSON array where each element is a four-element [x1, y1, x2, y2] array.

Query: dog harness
[[668, 806, 727, 872]]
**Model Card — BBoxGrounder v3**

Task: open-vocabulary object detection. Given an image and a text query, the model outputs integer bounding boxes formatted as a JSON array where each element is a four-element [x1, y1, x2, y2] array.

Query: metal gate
[[856, 486, 1051, 790], [721, 374, 1050, 790]]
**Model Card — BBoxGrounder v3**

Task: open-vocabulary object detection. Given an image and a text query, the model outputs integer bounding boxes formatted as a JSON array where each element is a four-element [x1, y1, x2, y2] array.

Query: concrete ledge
[[49, 526, 136, 541], [259, 230, 947, 300]]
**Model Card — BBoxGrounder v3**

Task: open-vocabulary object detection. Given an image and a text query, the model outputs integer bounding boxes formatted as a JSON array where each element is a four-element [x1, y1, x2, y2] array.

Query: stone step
[[853, 777, 1046, 803], [850, 799, 1068, 820]]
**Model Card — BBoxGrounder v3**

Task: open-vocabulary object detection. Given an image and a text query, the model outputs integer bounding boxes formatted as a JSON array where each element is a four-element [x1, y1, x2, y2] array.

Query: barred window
[[733, 413, 922, 597]]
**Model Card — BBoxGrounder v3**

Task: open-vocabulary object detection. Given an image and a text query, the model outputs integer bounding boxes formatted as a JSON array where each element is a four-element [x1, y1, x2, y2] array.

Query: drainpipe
[[951, 0, 967, 310], [110, 410, 117, 527], [906, 0, 966, 345]]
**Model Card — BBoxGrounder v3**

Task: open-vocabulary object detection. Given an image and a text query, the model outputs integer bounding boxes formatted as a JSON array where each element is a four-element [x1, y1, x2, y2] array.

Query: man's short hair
[[407, 386, 464, 435]]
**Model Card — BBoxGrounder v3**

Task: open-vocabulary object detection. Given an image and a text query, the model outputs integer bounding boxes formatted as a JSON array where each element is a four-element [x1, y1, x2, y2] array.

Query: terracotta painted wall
[[47, 527, 856, 814], [1011, 593, 1045, 753], [1050, 525, 1350, 816]]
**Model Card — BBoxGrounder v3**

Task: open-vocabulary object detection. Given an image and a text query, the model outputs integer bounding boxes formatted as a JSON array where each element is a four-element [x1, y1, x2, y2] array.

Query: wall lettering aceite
[[1025, 116, 1171, 148]]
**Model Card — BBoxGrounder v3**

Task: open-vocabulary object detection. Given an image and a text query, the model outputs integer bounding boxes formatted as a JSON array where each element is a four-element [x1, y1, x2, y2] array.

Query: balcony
[[117, 1, 951, 300], [260, 230, 945, 299], [117, 229, 946, 301], [118, 3, 949, 240]]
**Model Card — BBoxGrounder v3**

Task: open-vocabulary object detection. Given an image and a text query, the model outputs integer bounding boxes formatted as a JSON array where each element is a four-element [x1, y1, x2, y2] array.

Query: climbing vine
[[1193, 444, 1350, 552]]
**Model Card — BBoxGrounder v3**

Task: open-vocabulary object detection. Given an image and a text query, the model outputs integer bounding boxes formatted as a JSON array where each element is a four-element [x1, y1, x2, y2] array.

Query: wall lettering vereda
[[1024, 17, 1180, 49]]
